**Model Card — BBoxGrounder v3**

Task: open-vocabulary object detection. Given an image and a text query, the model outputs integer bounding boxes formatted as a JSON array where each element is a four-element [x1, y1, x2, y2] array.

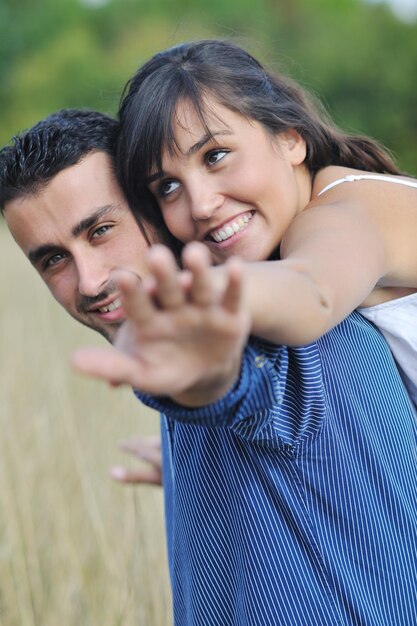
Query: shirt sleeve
[[133, 338, 286, 429], [134, 336, 326, 447]]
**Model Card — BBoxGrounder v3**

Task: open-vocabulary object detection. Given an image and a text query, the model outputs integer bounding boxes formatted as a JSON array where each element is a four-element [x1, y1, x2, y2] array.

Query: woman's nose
[[189, 182, 224, 222]]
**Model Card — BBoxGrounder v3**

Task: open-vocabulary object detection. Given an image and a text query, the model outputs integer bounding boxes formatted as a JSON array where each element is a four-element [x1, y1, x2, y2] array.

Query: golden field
[[0, 225, 172, 626]]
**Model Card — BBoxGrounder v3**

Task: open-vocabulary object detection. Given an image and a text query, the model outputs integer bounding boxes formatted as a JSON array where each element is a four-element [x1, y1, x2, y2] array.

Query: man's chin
[[75, 315, 123, 344], [95, 322, 123, 344]]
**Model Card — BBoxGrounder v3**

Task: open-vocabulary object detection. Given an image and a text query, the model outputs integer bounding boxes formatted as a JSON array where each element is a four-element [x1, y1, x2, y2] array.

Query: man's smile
[[97, 297, 122, 314]]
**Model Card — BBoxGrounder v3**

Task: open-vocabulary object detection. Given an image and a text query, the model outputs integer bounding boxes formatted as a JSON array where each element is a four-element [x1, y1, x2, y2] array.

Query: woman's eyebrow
[[185, 129, 233, 157], [145, 130, 233, 184]]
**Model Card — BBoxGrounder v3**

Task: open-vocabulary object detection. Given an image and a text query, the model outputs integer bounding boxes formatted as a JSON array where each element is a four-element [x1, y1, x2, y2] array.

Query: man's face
[[5, 151, 149, 342]]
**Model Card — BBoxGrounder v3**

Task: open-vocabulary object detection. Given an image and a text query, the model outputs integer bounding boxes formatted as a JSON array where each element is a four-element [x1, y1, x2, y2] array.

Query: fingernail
[[110, 466, 126, 480]]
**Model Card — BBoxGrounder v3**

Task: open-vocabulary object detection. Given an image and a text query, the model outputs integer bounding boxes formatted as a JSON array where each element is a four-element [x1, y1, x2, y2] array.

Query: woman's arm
[[234, 181, 417, 345]]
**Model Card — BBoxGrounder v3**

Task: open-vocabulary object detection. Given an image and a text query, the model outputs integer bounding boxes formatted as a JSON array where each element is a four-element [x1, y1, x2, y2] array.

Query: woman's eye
[[159, 180, 181, 197], [206, 149, 228, 166]]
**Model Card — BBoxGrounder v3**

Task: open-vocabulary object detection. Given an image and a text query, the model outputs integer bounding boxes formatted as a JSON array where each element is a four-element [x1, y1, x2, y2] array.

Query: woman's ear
[[280, 129, 307, 165]]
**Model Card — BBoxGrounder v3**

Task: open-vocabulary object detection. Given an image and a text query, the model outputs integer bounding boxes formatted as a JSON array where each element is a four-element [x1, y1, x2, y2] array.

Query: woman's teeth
[[98, 298, 122, 313], [210, 212, 253, 243]]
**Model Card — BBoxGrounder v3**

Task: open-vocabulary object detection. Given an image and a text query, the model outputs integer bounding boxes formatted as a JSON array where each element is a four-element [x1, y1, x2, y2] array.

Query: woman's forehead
[[172, 96, 235, 140]]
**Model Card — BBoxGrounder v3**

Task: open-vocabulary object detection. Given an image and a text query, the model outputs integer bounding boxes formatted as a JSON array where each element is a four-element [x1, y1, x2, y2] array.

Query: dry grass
[[0, 225, 172, 626]]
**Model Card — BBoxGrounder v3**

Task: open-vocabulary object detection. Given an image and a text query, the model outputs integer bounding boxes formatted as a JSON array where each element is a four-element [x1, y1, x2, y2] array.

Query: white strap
[[317, 174, 417, 196]]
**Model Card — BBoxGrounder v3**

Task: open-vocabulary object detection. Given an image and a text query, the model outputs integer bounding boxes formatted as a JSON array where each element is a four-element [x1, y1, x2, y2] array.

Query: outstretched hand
[[72, 243, 251, 407]]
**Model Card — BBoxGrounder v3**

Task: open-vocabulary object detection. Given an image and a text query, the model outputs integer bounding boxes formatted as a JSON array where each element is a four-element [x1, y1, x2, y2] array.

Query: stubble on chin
[[96, 322, 123, 344], [74, 315, 121, 344]]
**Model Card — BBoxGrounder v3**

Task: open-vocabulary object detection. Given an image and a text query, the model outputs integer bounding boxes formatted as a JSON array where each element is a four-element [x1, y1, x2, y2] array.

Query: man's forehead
[[8, 150, 121, 210]]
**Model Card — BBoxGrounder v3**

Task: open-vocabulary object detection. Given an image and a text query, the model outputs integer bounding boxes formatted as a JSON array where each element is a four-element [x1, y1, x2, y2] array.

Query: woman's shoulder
[[311, 166, 356, 198], [306, 166, 417, 294], [311, 166, 417, 200]]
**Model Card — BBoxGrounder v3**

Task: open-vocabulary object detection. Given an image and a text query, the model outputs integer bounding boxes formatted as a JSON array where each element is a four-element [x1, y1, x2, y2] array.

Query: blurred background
[[0, 1, 416, 625], [1, 0, 416, 172]]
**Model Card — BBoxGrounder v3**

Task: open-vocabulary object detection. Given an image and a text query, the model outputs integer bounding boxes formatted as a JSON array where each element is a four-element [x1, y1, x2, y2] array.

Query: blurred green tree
[[0, 0, 415, 173]]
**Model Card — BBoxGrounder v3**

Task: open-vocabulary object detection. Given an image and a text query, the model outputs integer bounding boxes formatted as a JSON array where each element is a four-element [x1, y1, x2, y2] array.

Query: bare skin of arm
[[234, 172, 417, 345]]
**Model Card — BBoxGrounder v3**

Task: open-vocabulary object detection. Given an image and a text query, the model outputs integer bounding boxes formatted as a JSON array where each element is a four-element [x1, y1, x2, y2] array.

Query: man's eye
[[44, 252, 67, 269], [206, 149, 229, 166], [91, 224, 112, 239], [158, 180, 181, 198]]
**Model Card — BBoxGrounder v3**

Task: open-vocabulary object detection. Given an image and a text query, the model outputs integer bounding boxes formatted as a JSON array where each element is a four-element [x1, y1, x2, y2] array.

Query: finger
[[221, 257, 244, 313], [179, 269, 193, 292], [111, 268, 156, 324], [119, 436, 162, 467], [143, 272, 192, 301], [71, 346, 144, 389], [110, 465, 162, 486], [182, 242, 215, 306], [147, 245, 186, 309], [142, 274, 157, 298]]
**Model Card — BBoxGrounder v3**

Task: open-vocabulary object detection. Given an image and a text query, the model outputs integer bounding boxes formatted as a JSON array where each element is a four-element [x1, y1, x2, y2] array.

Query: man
[[0, 108, 162, 484]]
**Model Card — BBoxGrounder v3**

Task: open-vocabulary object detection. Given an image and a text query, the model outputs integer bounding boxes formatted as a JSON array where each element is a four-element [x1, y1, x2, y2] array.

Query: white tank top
[[358, 294, 417, 406], [318, 173, 417, 406], [317, 173, 417, 196]]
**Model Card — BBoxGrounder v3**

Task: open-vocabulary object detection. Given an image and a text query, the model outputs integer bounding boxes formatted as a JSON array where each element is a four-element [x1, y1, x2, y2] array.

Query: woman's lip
[[205, 219, 254, 251], [205, 210, 254, 243]]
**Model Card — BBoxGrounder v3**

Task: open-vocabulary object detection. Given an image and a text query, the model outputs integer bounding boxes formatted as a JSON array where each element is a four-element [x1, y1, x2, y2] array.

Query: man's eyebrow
[[145, 130, 233, 184], [28, 244, 61, 266], [71, 204, 119, 238], [28, 205, 120, 266]]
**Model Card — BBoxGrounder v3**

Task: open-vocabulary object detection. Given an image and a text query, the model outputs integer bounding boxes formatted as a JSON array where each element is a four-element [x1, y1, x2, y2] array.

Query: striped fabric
[[135, 312, 417, 626]]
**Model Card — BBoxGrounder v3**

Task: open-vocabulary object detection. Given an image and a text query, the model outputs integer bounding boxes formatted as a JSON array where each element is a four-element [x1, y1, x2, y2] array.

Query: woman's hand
[[72, 243, 251, 407]]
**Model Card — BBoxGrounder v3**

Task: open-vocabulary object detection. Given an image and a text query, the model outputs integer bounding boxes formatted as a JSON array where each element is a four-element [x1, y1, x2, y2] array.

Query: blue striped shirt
[[135, 313, 416, 626]]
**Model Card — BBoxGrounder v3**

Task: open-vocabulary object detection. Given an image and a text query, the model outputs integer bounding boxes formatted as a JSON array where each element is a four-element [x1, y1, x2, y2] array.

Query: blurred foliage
[[0, 0, 415, 173]]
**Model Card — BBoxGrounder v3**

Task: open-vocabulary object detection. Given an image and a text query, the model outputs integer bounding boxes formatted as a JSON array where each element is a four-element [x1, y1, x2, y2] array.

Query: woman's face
[[147, 96, 309, 263]]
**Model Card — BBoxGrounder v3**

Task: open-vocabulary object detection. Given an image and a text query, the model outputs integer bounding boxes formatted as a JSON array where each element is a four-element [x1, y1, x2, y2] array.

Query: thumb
[[71, 346, 143, 388]]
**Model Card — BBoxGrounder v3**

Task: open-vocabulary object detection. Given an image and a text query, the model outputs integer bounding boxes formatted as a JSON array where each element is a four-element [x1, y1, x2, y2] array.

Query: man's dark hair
[[0, 108, 119, 214]]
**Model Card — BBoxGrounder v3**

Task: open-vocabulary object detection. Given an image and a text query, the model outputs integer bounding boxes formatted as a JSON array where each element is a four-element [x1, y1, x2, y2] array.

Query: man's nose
[[76, 254, 109, 297]]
